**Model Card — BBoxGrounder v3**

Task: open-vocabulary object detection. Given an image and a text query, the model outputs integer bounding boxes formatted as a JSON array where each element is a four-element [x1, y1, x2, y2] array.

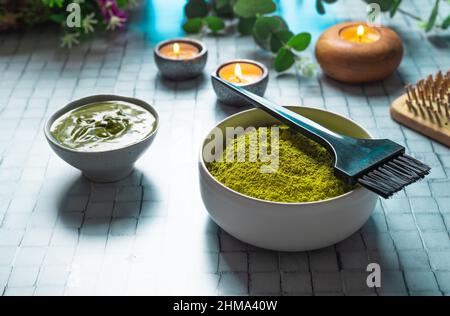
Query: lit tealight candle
[[212, 59, 269, 106], [315, 21, 403, 84], [218, 62, 264, 86], [158, 41, 200, 60], [340, 24, 381, 44], [154, 38, 208, 80]]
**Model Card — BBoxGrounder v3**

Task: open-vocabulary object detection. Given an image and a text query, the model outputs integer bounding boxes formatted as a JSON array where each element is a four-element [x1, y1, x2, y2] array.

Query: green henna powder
[[207, 126, 354, 203]]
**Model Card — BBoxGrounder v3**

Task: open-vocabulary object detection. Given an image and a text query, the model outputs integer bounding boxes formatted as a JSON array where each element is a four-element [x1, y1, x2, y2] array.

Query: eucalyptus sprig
[[182, 0, 312, 73], [363, 0, 450, 32], [314, 0, 450, 32]]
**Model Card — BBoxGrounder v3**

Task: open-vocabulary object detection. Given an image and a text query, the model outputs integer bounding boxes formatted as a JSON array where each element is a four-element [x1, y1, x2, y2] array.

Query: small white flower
[[61, 32, 80, 48], [105, 0, 114, 9], [82, 13, 98, 34], [106, 15, 126, 31]]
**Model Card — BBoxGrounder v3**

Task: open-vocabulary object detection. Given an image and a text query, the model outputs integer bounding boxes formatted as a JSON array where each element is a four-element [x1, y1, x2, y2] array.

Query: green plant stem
[[396, 8, 445, 30], [397, 8, 421, 21]]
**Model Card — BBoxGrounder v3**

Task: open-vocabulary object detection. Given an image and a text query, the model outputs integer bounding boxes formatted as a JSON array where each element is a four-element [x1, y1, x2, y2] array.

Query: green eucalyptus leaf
[[49, 14, 66, 23], [253, 16, 288, 50], [287, 32, 311, 51], [390, 0, 402, 17], [316, 0, 325, 14], [182, 18, 204, 33], [185, 0, 209, 18], [253, 28, 270, 50], [205, 16, 225, 32], [275, 29, 294, 44], [254, 16, 282, 40], [234, 0, 276, 18], [42, 0, 64, 8], [270, 36, 283, 53], [274, 16, 289, 31], [213, 0, 235, 18], [442, 14, 450, 29], [418, 20, 428, 30], [215, 0, 230, 9], [274, 48, 295, 72], [269, 30, 294, 53], [237, 17, 256, 35], [316, 0, 338, 14], [425, 0, 439, 32]]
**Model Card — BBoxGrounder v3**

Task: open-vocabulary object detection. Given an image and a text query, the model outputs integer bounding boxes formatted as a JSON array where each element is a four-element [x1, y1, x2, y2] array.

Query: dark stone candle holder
[[211, 59, 269, 107], [154, 38, 208, 81]]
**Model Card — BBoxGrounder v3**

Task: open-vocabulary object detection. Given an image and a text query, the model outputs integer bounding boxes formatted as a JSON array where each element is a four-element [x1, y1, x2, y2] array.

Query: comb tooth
[[406, 85, 413, 102], [411, 86, 419, 104], [406, 99, 413, 113], [436, 97, 442, 114], [436, 71, 443, 85], [430, 77, 439, 101], [427, 75, 435, 101], [426, 107, 434, 123], [420, 89, 427, 107], [443, 78, 449, 95], [446, 97, 450, 118], [439, 87, 445, 101], [406, 100, 418, 116], [434, 110, 442, 127], [417, 102, 426, 118]]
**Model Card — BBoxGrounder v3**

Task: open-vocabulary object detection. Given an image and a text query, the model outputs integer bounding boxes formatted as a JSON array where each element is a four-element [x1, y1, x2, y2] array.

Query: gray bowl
[[154, 38, 208, 81], [211, 59, 269, 106], [44, 95, 159, 183]]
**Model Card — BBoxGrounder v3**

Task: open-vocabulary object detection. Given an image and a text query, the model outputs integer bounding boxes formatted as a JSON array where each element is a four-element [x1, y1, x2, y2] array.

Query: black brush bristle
[[357, 154, 431, 198]]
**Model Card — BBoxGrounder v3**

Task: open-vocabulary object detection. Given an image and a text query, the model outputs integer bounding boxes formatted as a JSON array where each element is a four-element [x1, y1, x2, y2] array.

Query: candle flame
[[234, 63, 243, 79], [173, 43, 180, 55], [357, 25, 365, 38]]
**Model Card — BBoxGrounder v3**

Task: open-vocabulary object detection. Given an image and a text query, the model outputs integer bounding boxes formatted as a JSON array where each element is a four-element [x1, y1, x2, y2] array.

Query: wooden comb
[[390, 69, 450, 147]]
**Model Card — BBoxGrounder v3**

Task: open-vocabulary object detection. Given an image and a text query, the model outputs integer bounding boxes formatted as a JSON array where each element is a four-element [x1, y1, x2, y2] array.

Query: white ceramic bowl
[[199, 106, 378, 252], [44, 95, 159, 182]]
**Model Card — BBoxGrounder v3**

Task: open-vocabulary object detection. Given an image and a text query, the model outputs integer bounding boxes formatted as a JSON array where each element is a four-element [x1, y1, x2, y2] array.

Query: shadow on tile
[[214, 99, 251, 120], [157, 74, 206, 91], [427, 34, 450, 49], [56, 170, 158, 230]]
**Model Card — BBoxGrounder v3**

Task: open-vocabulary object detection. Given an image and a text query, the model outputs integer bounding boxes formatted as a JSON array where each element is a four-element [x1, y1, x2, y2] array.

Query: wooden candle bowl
[[315, 22, 403, 84]]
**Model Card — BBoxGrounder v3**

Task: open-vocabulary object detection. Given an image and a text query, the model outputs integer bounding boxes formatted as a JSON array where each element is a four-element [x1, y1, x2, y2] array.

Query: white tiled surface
[[0, 0, 449, 296]]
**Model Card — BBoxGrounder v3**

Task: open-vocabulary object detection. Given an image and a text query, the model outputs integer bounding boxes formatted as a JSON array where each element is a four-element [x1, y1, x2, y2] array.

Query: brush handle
[[212, 75, 350, 151]]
